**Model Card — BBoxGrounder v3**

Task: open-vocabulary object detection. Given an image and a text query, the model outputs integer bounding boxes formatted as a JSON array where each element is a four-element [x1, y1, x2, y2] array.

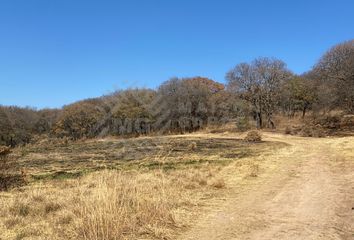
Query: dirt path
[[179, 133, 354, 240]]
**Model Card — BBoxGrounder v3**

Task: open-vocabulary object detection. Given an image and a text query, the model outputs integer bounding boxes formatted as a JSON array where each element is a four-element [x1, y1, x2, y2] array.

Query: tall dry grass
[[72, 171, 179, 240], [0, 167, 224, 240]]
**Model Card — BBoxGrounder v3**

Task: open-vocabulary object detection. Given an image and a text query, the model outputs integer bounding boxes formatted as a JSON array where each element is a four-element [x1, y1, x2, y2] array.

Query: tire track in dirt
[[179, 133, 354, 240]]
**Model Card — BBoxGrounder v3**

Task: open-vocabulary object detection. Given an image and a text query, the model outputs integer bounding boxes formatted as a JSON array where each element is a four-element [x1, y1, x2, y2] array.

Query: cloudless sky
[[1, 0, 353, 109]]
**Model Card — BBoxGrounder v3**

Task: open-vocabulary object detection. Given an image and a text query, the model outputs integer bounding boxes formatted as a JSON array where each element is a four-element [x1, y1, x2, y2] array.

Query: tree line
[[1, 40, 353, 146]]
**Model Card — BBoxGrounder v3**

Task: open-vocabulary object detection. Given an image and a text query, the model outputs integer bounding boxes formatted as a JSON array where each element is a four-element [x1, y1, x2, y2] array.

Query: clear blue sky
[[1, 0, 353, 109]]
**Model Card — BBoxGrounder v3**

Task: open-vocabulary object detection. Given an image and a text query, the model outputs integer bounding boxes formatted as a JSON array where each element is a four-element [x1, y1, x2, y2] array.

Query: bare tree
[[0, 106, 39, 146], [312, 40, 354, 113], [227, 57, 291, 128]]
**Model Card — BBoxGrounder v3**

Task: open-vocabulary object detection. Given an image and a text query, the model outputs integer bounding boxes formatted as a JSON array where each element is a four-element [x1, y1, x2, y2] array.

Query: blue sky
[[1, 0, 353, 109]]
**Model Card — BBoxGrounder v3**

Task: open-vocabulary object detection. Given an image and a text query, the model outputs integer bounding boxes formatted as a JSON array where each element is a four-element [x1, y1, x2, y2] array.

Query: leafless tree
[[227, 57, 291, 128], [312, 40, 354, 113]]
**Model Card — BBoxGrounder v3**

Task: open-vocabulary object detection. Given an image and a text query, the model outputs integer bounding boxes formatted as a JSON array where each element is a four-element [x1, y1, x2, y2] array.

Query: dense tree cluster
[[311, 40, 354, 113], [0, 106, 60, 146], [156, 77, 234, 133], [0, 40, 353, 145]]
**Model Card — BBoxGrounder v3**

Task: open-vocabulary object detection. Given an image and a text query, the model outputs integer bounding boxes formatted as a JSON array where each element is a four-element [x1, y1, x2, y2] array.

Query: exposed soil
[[179, 133, 354, 240]]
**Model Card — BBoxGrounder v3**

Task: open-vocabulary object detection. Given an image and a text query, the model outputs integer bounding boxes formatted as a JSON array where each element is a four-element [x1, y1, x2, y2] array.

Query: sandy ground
[[179, 133, 354, 240]]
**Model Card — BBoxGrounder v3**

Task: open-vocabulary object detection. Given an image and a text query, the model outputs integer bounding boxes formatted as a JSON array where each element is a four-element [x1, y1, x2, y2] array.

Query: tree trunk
[[267, 115, 275, 129], [302, 107, 307, 118], [256, 112, 262, 129]]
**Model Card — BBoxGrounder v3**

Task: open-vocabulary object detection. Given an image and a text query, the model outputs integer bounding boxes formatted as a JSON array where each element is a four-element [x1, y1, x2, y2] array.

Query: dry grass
[[244, 131, 262, 142], [248, 163, 259, 177], [11, 134, 279, 180], [0, 167, 227, 240], [0, 133, 286, 240], [0, 147, 27, 191], [209, 178, 226, 189]]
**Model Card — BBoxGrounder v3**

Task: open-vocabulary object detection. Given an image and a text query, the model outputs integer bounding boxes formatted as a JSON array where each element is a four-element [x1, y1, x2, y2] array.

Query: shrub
[[284, 126, 292, 134], [0, 146, 12, 177], [0, 146, 26, 191], [249, 163, 259, 177], [0, 146, 11, 158], [299, 125, 313, 137], [312, 128, 326, 138], [299, 125, 326, 138], [314, 115, 341, 129], [235, 117, 250, 131], [340, 115, 354, 130], [244, 131, 262, 142], [188, 142, 197, 151], [210, 178, 226, 189]]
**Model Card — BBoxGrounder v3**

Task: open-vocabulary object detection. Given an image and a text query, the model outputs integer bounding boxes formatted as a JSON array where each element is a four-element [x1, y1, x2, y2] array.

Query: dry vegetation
[[0, 168, 224, 240], [0, 39, 352, 240], [11, 134, 277, 179], [0, 133, 285, 240], [178, 133, 354, 239], [0, 147, 26, 191], [279, 113, 354, 137], [244, 131, 262, 142], [1, 40, 353, 148]]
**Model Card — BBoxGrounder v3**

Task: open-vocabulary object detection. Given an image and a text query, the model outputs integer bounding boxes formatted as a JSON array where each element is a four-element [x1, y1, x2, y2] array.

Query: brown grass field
[[0, 132, 353, 240]]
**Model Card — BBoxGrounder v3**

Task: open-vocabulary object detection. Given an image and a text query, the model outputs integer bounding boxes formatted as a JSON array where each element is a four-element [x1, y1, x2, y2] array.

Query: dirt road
[[179, 133, 354, 240]]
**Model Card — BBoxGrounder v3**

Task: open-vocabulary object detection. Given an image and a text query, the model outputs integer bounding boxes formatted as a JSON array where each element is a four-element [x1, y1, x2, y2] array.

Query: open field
[[0, 132, 284, 240], [0, 132, 353, 240], [1, 2, 353, 240], [12, 134, 284, 179]]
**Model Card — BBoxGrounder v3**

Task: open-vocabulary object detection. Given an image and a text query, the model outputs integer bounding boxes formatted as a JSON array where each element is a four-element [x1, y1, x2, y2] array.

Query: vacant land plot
[[0, 133, 284, 240], [1, 132, 352, 240], [12, 134, 283, 179]]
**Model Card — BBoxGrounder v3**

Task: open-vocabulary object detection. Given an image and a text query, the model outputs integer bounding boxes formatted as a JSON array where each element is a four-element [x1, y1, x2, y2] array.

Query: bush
[[210, 178, 226, 189], [0, 146, 26, 191], [340, 115, 354, 130], [314, 115, 341, 129], [299, 125, 326, 138], [236, 117, 250, 131], [284, 126, 292, 134], [312, 128, 326, 138], [188, 142, 197, 151], [244, 131, 262, 142], [0, 146, 11, 158]]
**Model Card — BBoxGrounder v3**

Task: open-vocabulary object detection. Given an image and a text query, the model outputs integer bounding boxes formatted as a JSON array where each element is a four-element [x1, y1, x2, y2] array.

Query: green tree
[[281, 76, 315, 118]]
